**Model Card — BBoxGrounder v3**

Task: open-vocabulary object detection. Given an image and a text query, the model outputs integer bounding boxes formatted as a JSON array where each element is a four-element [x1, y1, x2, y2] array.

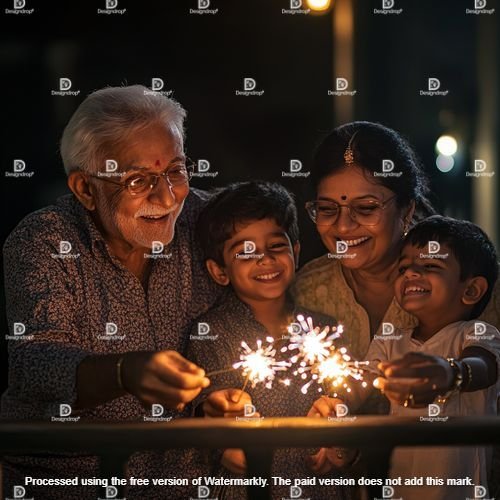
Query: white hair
[[60, 85, 186, 175]]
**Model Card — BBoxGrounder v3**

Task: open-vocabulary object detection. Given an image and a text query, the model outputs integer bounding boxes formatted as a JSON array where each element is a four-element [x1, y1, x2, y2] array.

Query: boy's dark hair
[[404, 215, 499, 318], [197, 181, 299, 266]]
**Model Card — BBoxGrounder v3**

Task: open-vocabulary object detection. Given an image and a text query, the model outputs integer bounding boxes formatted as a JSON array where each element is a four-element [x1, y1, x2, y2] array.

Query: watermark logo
[[96, 485, 127, 500], [97, 0, 127, 15], [96, 159, 125, 178], [144, 241, 173, 260], [374, 322, 403, 341], [5, 0, 34, 15], [282, 159, 310, 178], [420, 78, 449, 97], [328, 403, 357, 422], [6, 485, 34, 500], [98, 322, 126, 341], [190, 485, 218, 500], [6, 322, 34, 341], [382, 485, 395, 498], [144, 404, 173, 422], [374, 0, 403, 15], [373, 159, 402, 178], [466, 0, 495, 14], [466, 159, 495, 178], [235, 78, 265, 97], [327, 240, 357, 260], [466, 321, 495, 341], [51, 404, 81, 422], [236, 403, 264, 421], [190, 0, 219, 14], [420, 403, 448, 422], [51, 240, 81, 260], [418, 240, 449, 260], [5, 159, 34, 178], [235, 240, 265, 260], [143, 78, 173, 97], [283, 322, 302, 340], [192, 159, 219, 178], [190, 322, 219, 341], [282, 485, 311, 499], [51, 78, 81, 97], [328, 78, 357, 96], [465, 485, 494, 500], [282, 0, 310, 15]]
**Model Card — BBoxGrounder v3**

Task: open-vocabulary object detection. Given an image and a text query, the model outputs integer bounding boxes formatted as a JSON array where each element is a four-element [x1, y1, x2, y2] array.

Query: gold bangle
[[116, 356, 126, 392], [462, 361, 473, 390]]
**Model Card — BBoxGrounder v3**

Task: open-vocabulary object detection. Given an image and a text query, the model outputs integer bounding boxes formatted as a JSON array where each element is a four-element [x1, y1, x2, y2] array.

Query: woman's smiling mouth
[[337, 236, 371, 247]]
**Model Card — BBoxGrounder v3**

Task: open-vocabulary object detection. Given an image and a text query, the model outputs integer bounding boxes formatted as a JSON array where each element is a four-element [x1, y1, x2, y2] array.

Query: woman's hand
[[121, 350, 210, 411], [203, 389, 258, 418], [307, 396, 358, 473], [376, 352, 455, 408]]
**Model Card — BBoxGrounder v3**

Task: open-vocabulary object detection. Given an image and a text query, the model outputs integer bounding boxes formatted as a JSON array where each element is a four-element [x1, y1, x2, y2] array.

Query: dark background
[[1, 0, 499, 393]]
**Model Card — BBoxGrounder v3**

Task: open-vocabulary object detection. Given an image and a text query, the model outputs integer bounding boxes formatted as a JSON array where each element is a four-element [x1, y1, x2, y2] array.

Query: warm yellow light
[[306, 0, 332, 11], [435, 135, 458, 156]]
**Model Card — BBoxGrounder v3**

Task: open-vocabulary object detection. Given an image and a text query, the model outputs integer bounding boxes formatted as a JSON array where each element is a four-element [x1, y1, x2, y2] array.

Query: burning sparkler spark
[[281, 314, 343, 365], [233, 339, 291, 390]]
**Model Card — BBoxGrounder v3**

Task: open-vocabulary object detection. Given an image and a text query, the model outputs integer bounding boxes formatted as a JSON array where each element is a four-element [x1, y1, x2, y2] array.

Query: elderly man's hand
[[121, 350, 210, 411]]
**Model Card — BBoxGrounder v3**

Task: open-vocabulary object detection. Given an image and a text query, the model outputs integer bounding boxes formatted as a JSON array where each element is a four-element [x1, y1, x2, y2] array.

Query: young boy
[[186, 181, 352, 500], [308, 215, 500, 500]]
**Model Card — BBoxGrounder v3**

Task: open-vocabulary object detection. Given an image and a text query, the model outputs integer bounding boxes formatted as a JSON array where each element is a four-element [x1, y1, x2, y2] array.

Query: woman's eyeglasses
[[305, 195, 396, 227]]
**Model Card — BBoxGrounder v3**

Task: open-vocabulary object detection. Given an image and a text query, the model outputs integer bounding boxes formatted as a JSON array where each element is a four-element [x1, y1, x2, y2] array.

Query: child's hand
[[308, 447, 358, 474], [307, 396, 358, 473], [307, 396, 345, 418], [221, 448, 247, 474], [203, 389, 258, 418], [376, 352, 454, 408]]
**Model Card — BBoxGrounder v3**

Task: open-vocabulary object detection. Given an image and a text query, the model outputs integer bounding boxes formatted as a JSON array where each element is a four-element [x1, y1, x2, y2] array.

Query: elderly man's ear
[[68, 171, 97, 211]]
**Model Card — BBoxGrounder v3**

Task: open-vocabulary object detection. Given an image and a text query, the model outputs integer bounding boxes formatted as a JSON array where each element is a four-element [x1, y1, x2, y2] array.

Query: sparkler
[[206, 316, 378, 402], [282, 315, 373, 395], [232, 337, 291, 402], [281, 314, 343, 365]]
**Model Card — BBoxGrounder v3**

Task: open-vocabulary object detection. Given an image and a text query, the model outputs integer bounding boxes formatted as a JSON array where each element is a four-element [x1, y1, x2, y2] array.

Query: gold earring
[[402, 220, 410, 239]]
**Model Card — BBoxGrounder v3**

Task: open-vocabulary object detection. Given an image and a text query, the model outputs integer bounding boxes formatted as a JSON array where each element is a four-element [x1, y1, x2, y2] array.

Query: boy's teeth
[[255, 272, 280, 280], [342, 236, 370, 246], [405, 285, 429, 295]]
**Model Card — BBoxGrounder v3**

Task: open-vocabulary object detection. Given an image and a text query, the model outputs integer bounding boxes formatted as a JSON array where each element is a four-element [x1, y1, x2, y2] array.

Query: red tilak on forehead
[[155, 160, 161, 167]]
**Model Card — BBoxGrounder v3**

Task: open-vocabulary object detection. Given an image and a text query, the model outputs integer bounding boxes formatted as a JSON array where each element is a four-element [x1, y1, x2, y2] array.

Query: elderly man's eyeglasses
[[87, 159, 195, 197], [305, 195, 396, 227]]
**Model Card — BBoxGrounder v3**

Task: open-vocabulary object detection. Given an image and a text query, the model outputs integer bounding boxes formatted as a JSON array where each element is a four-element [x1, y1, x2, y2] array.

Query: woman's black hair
[[311, 121, 436, 222]]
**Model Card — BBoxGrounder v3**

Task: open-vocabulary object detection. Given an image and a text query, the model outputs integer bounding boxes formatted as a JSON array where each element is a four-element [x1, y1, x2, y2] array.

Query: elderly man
[[2, 85, 223, 499]]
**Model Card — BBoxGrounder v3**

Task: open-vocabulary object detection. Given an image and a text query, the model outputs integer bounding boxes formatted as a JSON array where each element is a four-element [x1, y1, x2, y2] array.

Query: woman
[[294, 121, 500, 496], [294, 121, 499, 359]]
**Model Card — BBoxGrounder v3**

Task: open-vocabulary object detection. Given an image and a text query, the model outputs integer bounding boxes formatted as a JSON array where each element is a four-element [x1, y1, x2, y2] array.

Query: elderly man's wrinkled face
[[94, 122, 188, 250]]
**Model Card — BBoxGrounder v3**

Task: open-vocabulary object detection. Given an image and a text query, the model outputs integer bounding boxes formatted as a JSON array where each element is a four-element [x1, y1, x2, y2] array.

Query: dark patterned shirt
[[186, 291, 353, 500], [1, 189, 224, 499]]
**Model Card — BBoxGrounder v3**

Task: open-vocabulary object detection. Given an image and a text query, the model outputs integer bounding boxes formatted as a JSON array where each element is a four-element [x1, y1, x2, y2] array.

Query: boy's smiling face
[[394, 242, 486, 324], [206, 218, 299, 303]]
